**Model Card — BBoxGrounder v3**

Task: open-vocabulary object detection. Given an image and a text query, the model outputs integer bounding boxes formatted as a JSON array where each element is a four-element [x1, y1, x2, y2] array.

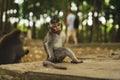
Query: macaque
[[0, 29, 29, 64], [43, 16, 83, 70]]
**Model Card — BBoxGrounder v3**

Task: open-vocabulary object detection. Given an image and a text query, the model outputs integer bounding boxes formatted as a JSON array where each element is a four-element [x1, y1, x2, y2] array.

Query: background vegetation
[[0, 0, 120, 43]]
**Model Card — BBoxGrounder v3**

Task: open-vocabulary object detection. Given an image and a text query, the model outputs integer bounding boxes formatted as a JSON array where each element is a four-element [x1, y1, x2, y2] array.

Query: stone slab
[[0, 58, 120, 80]]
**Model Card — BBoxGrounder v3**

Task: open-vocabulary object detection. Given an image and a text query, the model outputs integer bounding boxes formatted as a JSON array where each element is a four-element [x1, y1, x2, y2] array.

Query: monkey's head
[[0, 29, 21, 43], [11, 29, 21, 36], [49, 16, 62, 34]]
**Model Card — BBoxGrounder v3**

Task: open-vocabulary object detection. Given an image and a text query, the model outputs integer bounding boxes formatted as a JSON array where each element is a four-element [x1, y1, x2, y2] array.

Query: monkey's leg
[[54, 48, 67, 63], [63, 47, 83, 63]]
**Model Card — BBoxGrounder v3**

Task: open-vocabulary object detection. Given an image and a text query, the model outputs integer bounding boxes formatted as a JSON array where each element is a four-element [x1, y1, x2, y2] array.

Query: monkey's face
[[49, 22, 62, 34]]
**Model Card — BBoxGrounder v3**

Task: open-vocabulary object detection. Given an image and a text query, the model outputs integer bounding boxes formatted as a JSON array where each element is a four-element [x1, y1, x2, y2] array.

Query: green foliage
[[17, 24, 27, 32], [2, 0, 120, 42], [36, 23, 49, 39], [109, 0, 120, 23]]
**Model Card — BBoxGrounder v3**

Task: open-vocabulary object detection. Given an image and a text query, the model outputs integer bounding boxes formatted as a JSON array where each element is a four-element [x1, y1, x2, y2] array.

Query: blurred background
[[0, 0, 120, 43]]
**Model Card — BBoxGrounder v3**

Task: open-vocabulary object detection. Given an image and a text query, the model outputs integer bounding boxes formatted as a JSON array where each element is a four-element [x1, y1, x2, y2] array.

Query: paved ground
[[0, 52, 120, 80]]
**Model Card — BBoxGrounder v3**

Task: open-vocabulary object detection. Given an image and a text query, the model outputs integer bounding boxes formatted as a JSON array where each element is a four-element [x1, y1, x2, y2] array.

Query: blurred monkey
[[0, 29, 29, 64]]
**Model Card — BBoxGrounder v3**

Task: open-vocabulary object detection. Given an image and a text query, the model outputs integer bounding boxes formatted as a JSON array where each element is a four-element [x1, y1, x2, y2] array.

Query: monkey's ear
[[48, 25, 51, 31], [48, 23, 53, 29]]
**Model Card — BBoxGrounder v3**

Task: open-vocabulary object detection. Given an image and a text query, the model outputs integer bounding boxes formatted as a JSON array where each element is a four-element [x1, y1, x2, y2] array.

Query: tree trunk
[[32, 1, 36, 39], [0, 0, 3, 33]]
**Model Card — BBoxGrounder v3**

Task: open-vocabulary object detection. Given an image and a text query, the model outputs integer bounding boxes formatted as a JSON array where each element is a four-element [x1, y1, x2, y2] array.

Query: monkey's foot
[[71, 60, 83, 64]]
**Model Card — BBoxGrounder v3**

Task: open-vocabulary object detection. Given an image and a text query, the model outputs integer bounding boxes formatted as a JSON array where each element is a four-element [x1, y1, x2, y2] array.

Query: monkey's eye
[[50, 24, 56, 28], [57, 23, 61, 26]]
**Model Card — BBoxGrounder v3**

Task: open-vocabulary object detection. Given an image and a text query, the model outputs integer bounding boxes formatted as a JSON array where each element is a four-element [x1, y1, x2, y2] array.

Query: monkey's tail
[[43, 61, 67, 70]]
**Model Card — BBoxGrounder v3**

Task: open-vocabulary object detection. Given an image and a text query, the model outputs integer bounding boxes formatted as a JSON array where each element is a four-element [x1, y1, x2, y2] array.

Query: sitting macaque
[[0, 29, 29, 64], [43, 16, 83, 70]]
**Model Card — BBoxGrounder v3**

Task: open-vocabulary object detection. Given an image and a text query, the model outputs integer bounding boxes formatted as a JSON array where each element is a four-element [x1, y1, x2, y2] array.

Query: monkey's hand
[[23, 47, 29, 55], [47, 56, 56, 62], [24, 49, 29, 55]]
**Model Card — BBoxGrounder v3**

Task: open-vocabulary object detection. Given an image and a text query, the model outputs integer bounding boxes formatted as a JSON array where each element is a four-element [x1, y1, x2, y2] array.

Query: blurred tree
[[0, 0, 3, 33], [0, 0, 119, 42], [110, 0, 120, 42]]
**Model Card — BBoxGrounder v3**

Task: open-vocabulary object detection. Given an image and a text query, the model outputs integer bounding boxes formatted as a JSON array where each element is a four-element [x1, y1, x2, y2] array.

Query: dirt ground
[[21, 39, 120, 63], [0, 39, 120, 80]]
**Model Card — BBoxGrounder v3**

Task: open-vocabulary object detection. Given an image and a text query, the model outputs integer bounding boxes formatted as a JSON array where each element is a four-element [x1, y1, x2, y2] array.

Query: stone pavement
[[0, 53, 120, 80]]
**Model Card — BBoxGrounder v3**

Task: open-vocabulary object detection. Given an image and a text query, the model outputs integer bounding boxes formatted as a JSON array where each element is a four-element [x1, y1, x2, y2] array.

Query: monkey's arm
[[43, 34, 55, 61], [61, 32, 66, 46]]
